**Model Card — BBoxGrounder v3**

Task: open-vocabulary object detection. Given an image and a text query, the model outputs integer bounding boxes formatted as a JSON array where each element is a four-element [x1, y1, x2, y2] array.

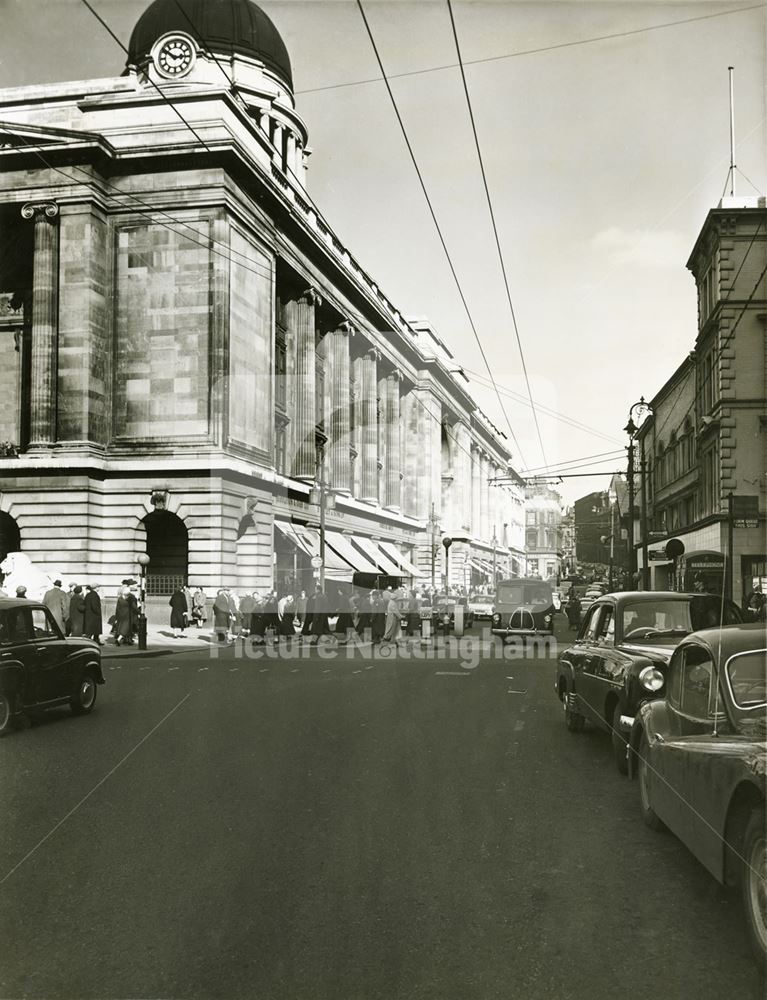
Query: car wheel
[[611, 702, 628, 775], [0, 691, 15, 736], [637, 730, 665, 831], [564, 691, 585, 733], [741, 808, 767, 970], [71, 671, 98, 715]]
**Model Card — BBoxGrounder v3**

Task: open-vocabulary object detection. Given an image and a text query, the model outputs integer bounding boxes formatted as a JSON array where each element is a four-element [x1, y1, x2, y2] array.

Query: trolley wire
[[356, 0, 528, 468], [446, 0, 546, 466]]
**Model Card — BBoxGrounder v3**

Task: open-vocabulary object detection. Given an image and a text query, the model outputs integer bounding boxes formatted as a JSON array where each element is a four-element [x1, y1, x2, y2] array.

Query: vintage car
[[491, 577, 555, 639], [467, 593, 494, 620], [555, 591, 743, 773], [628, 625, 766, 967], [416, 594, 474, 633], [0, 599, 104, 735]]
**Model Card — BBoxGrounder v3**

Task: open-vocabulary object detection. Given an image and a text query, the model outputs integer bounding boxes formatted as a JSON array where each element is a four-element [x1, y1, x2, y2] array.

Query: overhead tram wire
[[521, 449, 625, 475], [159, 2, 526, 489], [296, 3, 766, 96], [447, 0, 546, 466], [459, 366, 624, 445], [355, 0, 528, 469]]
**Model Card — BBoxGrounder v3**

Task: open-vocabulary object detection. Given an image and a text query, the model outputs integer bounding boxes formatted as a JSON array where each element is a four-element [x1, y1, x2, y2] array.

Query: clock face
[[156, 36, 195, 77]]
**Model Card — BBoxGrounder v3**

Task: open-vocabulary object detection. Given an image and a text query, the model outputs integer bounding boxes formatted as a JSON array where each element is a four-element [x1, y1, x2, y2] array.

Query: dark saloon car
[[417, 594, 474, 633], [0, 599, 104, 735], [628, 625, 766, 967], [555, 591, 743, 773]]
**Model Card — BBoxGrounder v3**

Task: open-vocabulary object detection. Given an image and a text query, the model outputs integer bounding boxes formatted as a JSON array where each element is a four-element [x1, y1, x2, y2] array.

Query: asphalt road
[[0, 622, 762, 1000]]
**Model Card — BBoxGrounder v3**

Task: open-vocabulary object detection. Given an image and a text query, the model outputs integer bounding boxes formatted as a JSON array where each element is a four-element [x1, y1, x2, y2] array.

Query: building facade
[[635, 196, 767, 604], [0, 0, 525, 611], [523, 484, 562, 581]]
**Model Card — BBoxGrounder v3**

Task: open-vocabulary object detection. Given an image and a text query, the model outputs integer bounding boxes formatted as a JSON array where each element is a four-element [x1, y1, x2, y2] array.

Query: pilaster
[[22, 202, 59, 450]]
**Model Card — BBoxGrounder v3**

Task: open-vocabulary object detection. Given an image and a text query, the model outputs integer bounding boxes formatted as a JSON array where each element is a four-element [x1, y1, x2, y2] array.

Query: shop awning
[[352, 536, 404, 576], [274, 520, 313, 556], [325, 531, 381, 574], [378, 541, 424, 578]]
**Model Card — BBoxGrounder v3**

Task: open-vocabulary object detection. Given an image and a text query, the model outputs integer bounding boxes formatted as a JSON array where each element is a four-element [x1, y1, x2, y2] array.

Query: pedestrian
[[334, 590, 354, 641], [15, 585, 27, 599], [382, 588, 402, 643], [565, 592, 581, 632], [745, 586, 765, 622], [213, 589, 231, 643], [169, 586, 188, 638], [182, 583, 194, 633], [191, 586, 207, 629], [309, 586, 330, 640], [371, 590, 386, 643], [225, 587, 240, 638], [277, 593, 295, 637], [263, 590, 278, 639], [114, 586, 136, 646], [295, 589, 307, 627], [239, 591, 256, 637], [68, 585, 86, 636], [83, 584, 103, 644], [42, 579, 68, 633], [64, 582, 76, 635], [406, 590, 420, 636], [250, 593, 267, 642], [357, 590, 373, 639]]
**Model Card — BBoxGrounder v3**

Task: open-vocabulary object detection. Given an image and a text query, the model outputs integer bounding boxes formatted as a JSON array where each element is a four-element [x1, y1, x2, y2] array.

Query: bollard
[[453, 603, 464, 637]]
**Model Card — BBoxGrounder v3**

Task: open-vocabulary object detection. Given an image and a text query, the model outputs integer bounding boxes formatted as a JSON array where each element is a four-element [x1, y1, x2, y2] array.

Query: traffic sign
[[310, 555, 323, 569]]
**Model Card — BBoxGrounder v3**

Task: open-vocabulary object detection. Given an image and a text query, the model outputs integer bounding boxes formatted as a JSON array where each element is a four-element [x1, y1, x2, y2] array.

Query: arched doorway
[[0, 511, 21, 566], [141, 510, 188, 595]]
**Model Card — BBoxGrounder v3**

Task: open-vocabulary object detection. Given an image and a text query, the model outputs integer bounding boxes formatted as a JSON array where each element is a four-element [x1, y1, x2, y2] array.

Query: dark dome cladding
[[128, 0, 293, 90]]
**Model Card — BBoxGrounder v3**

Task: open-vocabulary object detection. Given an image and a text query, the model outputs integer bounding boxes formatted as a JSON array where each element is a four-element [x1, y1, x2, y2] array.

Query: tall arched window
[[0, 511, 21, 564], [141, 510, 189, 595]]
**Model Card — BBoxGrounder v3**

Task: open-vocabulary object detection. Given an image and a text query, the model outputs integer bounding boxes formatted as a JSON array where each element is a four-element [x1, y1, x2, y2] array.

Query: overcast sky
[[1, 0, 765, 503]]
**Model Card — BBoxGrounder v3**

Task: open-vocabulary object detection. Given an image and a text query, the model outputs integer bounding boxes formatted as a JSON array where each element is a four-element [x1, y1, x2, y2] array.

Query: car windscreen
[[496, 583, 552, 608], [622, 597, 740, 640], [726, 650, 767, 708]]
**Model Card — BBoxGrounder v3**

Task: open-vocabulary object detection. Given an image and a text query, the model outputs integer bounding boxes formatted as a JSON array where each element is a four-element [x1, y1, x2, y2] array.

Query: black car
[[555, 591, 743, 773], [0, 599, 105, 735]]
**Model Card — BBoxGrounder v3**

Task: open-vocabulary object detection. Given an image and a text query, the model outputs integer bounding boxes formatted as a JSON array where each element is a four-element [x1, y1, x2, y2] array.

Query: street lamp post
[[442, 536, 452, 591], [309, 444, 335, 593], [429, 503, 440, 590], [136, 552, 150, 650], [491, 529, 498, 590], [624, 397, 651, 589]]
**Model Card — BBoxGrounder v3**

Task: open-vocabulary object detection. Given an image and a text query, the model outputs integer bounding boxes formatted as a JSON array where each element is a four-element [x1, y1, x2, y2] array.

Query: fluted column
[[384, 370, 402, 510], [471, 446, 481, 536], [355, 347, 379, 503], [479, 452, 490, 540], [272, 121, 284, 167], [285, 133, 297, 179], [284, 287, 320, 480], [22, 202, 59, 449], [328, 321, 353, 491]]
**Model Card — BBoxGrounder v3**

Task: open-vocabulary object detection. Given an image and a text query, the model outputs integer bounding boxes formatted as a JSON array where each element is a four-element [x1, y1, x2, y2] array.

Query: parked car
[[628, 625, 767, 967], [467, 593, 494, 619], [418, 594, 474, 633], [0, 599, 104, 735], [555, 591, 743, 773]]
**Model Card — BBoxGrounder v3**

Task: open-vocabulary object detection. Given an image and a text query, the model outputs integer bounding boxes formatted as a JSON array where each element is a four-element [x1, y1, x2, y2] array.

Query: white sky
[[1, 0, 765, 503]]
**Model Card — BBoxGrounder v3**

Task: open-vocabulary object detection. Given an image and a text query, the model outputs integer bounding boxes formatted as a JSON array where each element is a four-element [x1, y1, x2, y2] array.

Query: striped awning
[[378, 541, 423, 578]]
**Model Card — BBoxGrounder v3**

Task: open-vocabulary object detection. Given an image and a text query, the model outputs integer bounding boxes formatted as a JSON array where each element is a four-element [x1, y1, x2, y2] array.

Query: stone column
[[454, 422, 472, 532], [384, 371, 402, 511], [284, 287, 320, 480], [479, 452, 490, 541], [471, 446, 481, 537], [328, 320, 353, 492], [22, 202, 59, 449], [285, 133, 297, 180], [272, 121, 284, 167], [355, 347, 379, 503]]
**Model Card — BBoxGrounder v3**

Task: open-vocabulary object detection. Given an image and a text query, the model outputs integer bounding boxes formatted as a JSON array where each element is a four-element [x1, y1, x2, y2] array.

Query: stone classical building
[[0, 0, 524, 610], [634, 196, 766, 603]]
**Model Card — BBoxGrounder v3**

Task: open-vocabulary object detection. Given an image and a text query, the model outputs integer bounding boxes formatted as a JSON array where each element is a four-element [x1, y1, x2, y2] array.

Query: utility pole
[[626, 437, 636, 586], [310, 444, 335, 592], [429, 503, 440, 590], [491, 528, 498, 590], [640, 442, 649, 591]]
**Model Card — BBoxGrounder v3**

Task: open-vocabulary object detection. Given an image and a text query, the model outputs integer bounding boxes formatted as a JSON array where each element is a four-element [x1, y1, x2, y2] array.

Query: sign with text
[[732, 495, 760, 529]]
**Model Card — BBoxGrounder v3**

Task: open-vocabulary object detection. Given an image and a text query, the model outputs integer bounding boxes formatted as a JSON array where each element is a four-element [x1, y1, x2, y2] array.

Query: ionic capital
[[21, 202, 59, 222], [298, 286, 322, 307], [336, 319, 356, 336], [364, 346, 381, 363]]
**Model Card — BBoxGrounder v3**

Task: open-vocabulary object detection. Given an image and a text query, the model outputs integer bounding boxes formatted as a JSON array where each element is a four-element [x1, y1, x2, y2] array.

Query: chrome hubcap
[[80, 679, 96, 708]]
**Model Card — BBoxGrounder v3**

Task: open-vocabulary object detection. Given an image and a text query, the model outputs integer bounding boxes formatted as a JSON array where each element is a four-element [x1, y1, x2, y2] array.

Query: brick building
[[0, 0, 524, 613], [635, 196, 767, 603]]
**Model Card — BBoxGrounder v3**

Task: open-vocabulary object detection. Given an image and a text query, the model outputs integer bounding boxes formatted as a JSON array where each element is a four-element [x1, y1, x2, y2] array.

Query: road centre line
[[435, 671, 470, 676], [507, 689, 527, 695], [514, 720, 526, 731], [0, 692, 192, 886]]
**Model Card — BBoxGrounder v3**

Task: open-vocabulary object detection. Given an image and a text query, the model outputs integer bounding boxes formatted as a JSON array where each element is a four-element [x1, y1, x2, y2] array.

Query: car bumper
[[491, 628, 553, 638]]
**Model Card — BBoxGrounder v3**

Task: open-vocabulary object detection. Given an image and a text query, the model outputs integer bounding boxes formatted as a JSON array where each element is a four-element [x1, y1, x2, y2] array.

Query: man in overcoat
[[83, 584, 103, 644]]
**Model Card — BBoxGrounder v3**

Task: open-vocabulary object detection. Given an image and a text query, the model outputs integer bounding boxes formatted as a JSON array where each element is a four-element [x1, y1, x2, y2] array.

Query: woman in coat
[[371, 590, 386, 643], [68, 585, 86, 637], [191, 587, 207, 628], [169, 587, 188, 638], [83, 584, 103, 644], [114, 586, 136, 646], [565, 593, 582, 631], [277, 594, 295, 637], [213, 589, 231, 643]]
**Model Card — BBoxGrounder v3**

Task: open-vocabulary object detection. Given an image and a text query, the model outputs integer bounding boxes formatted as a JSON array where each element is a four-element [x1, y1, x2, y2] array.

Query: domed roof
[[128, 0, 293, 90]]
